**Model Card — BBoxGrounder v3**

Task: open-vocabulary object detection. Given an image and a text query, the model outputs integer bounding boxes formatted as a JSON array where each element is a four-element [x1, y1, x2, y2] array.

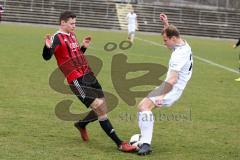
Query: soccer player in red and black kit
[[233, 38, 240, 81], [42, 11, 136, 152]]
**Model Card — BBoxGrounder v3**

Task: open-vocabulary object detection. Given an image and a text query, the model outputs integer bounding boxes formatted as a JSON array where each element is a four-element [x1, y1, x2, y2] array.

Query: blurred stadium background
[[1, 0, 240, 38], [0, 0, 239, 160]]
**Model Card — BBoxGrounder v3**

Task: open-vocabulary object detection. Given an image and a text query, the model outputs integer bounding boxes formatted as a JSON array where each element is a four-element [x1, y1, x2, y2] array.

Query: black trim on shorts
[[70, 73, 104, 108]]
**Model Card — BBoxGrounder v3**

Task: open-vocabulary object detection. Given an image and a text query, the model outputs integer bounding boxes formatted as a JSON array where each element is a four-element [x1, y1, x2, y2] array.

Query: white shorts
[[149, 87, 183, 107], [128, 25, 136, 34]]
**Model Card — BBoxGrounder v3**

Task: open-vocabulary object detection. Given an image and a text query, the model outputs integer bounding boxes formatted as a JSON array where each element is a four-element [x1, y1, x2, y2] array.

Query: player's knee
[[91, 98, 107, 115], [138, 104, 149, 112], [93, 98, 104, 109], [138, 98, 153, 112]]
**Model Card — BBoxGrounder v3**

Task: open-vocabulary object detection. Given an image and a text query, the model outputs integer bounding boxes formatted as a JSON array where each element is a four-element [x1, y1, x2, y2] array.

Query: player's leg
[[128, 32, 133, 42], [130, 25, 137, 42], [127, 25, 131, 40], [129, 30, 135, 43], [136, 86, 183, 155], [74, 110, 97, 128], [70, 77, 99, 141], [74, 110, 97, 141], [128, 25, 136, 43], [235, 53, 240, 81], [90, 98, 136, 152], [128, 32, 131, 40], [90, 98, 122, 146], [128, 32, 135, 43], [137, 98, 155, 155], [70, 73, 106, 141], [73, 73, 136, 151], [130, 31, 135, 42]]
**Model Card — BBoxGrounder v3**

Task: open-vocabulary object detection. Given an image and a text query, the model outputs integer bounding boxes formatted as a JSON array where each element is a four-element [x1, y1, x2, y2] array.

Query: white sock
[[130, 34, 135, 42], [138, 111, 154, 145]]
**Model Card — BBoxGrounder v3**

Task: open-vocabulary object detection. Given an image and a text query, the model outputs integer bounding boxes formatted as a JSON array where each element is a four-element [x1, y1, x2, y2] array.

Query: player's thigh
[[128, 25, 136, 33], [148, 87, 183, 107], [162, 88, 183, 107], [90, 98, 107, 116], [70, 73, 104, 108]]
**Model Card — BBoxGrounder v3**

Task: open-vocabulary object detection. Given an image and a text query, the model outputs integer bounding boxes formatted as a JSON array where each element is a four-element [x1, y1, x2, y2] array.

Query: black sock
[[99, 118, 122, 146], [77, 110, 98, 128]]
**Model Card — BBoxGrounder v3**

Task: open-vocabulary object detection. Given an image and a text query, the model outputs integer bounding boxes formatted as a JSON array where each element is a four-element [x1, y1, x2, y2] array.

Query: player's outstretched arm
[[160, 13, 169, 28], [42, 34, 53, 60], [158, 70, 178, 96], [44, 34, 52, 48], [80, 36, 91, 53], [153, 70, 178, 105]]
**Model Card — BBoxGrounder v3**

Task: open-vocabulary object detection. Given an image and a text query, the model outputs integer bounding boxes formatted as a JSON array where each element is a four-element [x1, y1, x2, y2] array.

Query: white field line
[[135, 37, 239, 74]]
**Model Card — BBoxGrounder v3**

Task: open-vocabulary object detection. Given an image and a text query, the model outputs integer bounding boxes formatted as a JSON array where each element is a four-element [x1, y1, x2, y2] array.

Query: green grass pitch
[[0, 23, 239, 160]]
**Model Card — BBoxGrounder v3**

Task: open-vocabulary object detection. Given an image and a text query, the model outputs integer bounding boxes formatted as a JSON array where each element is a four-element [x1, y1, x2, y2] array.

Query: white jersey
[[166, 41, 193, 90], [127, 12, 137, 26]]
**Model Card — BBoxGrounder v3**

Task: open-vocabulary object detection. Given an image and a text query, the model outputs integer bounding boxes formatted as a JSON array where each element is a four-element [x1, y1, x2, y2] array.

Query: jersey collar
[[173, 40, 187, 51], [57, 30, 71, 36]]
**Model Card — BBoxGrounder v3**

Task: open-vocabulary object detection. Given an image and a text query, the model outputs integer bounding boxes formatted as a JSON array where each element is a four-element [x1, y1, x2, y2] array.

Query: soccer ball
[[129, 134, 142, 150]]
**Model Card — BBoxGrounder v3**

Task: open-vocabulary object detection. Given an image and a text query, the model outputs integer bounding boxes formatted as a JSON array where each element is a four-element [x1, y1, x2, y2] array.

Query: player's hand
[[233, 44, 236, 48], [154, 95, 164, 107], [160, 13, 169, 27], [155, 99, 163, 106], [160, 13, 168, 22], [44, 34, 52, 48], [82, 36, 91, 48]]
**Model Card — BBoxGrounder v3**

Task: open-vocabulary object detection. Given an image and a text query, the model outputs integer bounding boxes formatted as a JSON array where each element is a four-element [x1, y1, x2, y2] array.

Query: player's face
[[162, 33, 175, 49], [61, 18, 76, 33]]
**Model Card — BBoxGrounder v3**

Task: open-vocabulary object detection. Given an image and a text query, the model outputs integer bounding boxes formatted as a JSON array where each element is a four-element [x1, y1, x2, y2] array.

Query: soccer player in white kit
[[126, 10, 138, 43], [136, 13, 193, 155]]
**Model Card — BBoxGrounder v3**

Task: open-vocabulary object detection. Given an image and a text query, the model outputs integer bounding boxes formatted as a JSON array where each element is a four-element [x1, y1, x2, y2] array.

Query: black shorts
[[70, 73, 104, 108]]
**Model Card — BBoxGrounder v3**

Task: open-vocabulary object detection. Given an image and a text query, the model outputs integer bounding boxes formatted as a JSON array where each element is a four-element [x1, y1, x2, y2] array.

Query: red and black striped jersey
[[42, 31, 92, 84]]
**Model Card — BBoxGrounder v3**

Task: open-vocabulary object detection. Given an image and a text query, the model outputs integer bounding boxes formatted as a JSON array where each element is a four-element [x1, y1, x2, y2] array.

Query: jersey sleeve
[[42, 45, 52, 60], [80, 46, 87, 53], [51, 34, 61, 52], [169, 50, 190, 71], [42, 34, 61, 61]]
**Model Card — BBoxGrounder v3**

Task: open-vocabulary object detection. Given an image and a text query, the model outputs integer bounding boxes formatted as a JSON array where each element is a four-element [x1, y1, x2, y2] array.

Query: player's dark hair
[[59, 11, 76, 24], [162, 24, 180, 38]]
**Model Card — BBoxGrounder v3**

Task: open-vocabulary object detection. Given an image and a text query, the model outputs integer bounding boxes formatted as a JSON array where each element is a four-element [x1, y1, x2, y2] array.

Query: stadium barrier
[[1, 0, 240, 39]]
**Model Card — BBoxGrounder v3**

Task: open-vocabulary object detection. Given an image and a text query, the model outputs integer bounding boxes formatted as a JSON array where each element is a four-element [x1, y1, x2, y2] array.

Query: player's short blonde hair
[[162, 24, 180, 38]]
